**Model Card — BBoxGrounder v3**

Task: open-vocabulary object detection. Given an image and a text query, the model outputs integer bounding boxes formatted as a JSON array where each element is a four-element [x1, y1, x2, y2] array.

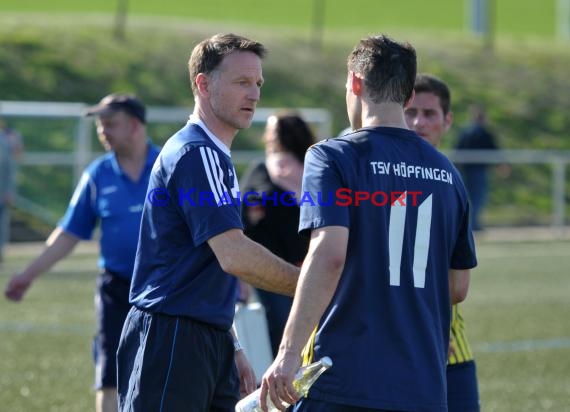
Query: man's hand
[[235, 349, 256, 399], [260, 351, 302, 411], [5, 272, 35, 301], [4, 228, 81, 302]]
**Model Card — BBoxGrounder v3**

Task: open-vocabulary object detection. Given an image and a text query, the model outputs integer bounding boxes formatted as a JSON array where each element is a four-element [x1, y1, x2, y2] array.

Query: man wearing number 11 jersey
[[261, 35, 477, 411]]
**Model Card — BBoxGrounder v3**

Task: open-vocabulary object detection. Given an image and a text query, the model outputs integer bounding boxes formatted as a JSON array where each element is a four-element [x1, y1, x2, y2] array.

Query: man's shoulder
[[86, 152, 114, 173], [77, 153, 125, 187], [164, 123, 224, 155], [308, 133, 365, 155], [305, 139, 354, 169], [458, 123, 494, 142], [158, 129, 234, 185]]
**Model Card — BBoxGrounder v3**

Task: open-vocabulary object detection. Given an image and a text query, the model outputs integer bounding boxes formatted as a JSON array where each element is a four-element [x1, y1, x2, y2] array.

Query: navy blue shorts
[[447, 360, 480, 412], [93, 270, 131, 389], [293, 398, 396, 411], [117, 307, 239, 412]]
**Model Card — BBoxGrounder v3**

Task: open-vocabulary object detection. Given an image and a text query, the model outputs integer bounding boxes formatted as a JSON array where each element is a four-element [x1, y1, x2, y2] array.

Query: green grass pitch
[[0, 0, 558, 37], [0, 237, 569, 411]]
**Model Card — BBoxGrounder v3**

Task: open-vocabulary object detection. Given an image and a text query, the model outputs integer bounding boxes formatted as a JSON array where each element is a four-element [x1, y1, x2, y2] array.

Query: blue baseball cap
[[86, 93, 146, 124]]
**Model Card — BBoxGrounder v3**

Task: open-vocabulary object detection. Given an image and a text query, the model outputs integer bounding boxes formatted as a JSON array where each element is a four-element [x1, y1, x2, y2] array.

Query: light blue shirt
[[59, 143, 160, 279]]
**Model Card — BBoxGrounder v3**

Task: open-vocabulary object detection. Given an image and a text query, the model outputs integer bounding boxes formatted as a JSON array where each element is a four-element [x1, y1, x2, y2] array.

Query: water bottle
[[235, 356, 333, 412]]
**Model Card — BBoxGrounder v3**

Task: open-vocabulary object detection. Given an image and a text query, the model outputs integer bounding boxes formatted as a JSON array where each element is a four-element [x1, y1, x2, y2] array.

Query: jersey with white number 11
[[389, 192, 433, 288]]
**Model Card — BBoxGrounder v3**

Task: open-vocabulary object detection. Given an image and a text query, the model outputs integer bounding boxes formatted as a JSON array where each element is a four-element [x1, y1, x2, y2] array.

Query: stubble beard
[[216, 106, 253, 131]]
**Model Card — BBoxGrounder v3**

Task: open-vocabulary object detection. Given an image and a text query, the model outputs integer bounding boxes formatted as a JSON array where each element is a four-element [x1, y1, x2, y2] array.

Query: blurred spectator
[[5, 94, 159, 412], [240, 111, 315, 356], [0, 134, 14, 263], [0, 118, 24, 161], [455, 104, 509, 231], [0, 118, 23, 263]]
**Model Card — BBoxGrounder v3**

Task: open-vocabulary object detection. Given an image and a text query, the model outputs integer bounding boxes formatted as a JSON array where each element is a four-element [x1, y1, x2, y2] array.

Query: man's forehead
[[218, 51, 262, 71], [411, 92, 442, 109], [96, 110, 126, 123]]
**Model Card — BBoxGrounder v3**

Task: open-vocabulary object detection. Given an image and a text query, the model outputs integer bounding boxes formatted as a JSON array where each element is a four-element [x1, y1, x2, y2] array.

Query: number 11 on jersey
[[389, 192, 433, 288]]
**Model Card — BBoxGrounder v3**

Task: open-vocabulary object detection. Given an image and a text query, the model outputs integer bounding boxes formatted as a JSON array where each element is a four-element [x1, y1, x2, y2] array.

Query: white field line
[[2, 321, 570, 353]]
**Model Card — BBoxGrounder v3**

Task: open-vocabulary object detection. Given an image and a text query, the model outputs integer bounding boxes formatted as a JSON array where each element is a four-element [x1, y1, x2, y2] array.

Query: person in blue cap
[[5, 93, 160, 412]]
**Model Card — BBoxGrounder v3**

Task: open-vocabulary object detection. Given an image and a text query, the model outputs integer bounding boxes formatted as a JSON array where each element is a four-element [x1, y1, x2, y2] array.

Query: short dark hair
[[85, 93, 146, 124], [414, 74, 451, 115], [347, 34, 416, 105], [270, 111, 316, 163], [188, 33, 267, 95]]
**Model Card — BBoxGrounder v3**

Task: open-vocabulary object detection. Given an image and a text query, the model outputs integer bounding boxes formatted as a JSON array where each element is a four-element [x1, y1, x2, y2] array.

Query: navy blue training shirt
[[299, 127, 477, 411], [129, 118, 243, 330]]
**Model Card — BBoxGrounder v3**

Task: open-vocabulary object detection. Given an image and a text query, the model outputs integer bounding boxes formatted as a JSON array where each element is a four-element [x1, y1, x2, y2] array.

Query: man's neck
[[192, 107, 237, 149], [116, 135, 148, 182], [360, 102, 409, 129]]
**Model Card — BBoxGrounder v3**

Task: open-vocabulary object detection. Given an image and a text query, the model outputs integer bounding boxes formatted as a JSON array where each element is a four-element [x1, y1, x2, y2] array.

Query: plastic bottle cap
[[321, 356, 333, 368]]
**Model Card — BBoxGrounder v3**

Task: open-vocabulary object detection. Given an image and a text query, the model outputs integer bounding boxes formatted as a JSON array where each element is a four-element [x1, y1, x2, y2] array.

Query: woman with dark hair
[[240, 111, 315, 356]]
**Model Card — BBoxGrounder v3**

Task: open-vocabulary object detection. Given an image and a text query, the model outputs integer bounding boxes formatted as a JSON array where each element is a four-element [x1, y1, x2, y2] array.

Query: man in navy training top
[[260, 34, 477, 412], [116, 33, 300, 412], [455, 104, 508, 231], [5, 93, 160, 412], [405, 73, 480, 412]]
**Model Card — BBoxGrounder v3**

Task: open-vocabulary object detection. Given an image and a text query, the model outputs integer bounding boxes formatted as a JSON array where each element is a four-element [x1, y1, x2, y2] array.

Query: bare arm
[[5, 227, 80, 301], [261, 226, 348, 409], [207, 228, 300, 296], [230, 326, 256, 398], [278, 226, 347, 356], [449, 268, 470, 304]]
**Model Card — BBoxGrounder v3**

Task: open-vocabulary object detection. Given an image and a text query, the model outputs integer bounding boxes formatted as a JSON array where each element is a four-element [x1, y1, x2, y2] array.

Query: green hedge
[[1, 20, 569, 226]]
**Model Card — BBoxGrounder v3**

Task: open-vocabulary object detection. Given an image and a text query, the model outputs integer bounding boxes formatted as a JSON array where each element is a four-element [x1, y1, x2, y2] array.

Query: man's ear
[[195, 73, 209, 95], [444, 110, 454, 133], [129, 116, 140, 133], [350, 72, 363, 96]]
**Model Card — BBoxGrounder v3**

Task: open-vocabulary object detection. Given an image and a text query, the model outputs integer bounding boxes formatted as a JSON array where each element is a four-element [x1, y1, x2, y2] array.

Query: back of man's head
[[347, 34, 416, 105]]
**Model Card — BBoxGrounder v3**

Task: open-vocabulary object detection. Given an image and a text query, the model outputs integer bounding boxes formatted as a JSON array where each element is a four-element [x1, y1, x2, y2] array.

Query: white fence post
[[552, 161, 566, 231], [558, 0, 570, 40], [468, 0, 489, 35], [75, 115, 93, 184]]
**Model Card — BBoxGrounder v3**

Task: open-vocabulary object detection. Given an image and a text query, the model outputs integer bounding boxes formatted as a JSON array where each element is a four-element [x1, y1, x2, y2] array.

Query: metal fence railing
[[1, 100, 333, 227], [1, 101, 569, 234]]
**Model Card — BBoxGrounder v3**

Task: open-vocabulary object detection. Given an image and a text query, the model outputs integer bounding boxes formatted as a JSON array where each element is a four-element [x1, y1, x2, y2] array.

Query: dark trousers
[[117, 307, 239, 412], [94, 270, 131, 389]]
